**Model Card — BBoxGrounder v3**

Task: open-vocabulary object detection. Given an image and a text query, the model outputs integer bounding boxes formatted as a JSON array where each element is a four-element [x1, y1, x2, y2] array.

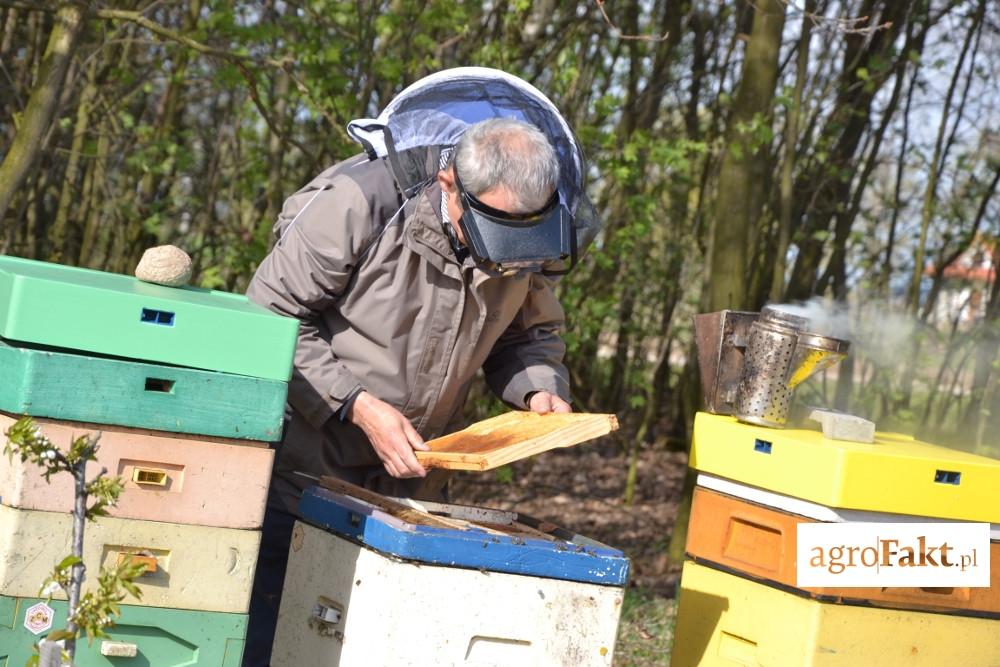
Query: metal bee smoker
[[694, 306, 850, 427]]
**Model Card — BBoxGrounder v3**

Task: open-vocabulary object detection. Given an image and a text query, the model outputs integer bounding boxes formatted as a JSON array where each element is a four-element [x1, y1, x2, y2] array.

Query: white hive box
[[0, 504, 260, 613], [271, 487, 630, 667]]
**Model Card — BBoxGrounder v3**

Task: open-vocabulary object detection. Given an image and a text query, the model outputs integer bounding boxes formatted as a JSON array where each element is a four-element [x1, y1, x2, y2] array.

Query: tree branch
[[748, 0, 894, 35], [90, 8, 337, 167], [0, 0, 52, 12], [594, 0, 669, 42], [93, 8, 290, 68]]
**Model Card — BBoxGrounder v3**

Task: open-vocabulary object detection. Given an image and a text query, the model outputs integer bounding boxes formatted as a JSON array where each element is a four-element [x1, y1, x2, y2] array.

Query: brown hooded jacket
[[247, 154, 570, 511]]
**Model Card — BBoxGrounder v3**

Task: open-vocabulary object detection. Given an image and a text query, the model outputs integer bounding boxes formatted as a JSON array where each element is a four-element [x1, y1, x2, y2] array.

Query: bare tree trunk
[[78, 28, 136, 267], [51, 57, 97, 264], [77, 127, 110, 266], [922, 300, 969, 428], [936, 342, 975, 430], [65, 458, 88, 659], [882, 63, 919, 298], [897, 1, 984, 410], [771, 0, 813, 301], [818, 11, 920, 302], [0, 7, 18, 60], [0, 4, 85, 224], [265, 68, 290, 225], [906, 0, 984, 315], [708, 0, 786, 311], [607, 288, 636, 412], [786, 0, 914, 300], [966, 246, 1000, 443], [969, 252, 1000, 453]]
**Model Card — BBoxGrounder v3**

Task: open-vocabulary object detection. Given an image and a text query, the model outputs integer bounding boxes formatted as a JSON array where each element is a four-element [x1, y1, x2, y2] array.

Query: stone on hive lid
[[135, 245, 192, 287], [808, 408, 876, 443]]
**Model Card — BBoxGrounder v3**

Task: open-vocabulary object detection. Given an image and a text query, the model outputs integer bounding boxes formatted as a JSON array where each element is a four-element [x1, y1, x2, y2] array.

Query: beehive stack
[[671, 412, 1000, 667], [0, 255, 297, 665]]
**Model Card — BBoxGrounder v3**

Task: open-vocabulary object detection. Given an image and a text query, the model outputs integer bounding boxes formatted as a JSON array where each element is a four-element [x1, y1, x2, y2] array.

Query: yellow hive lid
[[690, 412, 1000, 523]]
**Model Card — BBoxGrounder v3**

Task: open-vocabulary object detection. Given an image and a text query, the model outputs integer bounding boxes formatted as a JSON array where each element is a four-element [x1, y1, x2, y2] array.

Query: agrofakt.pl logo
[[796, 522, 991, 588]]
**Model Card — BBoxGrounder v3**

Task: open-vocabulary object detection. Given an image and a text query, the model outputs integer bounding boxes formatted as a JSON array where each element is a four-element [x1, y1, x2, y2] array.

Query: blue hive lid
[[299, 485, 630, 587]]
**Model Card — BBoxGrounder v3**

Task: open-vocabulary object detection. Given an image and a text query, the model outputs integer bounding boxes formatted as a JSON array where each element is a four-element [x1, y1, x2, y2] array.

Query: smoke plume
[[768, 297, 920, 370]]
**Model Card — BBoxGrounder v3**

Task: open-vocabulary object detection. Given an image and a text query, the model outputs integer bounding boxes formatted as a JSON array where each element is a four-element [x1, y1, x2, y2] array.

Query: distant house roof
[[925, 238, 998, 284], [938, 262, 996, 282]]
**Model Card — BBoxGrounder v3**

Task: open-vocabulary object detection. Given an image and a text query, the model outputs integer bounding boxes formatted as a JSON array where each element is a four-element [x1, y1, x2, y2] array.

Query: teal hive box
[[0, 255, 298, 381], [0, 338, 286, 441], [0, 596, 246, 666]]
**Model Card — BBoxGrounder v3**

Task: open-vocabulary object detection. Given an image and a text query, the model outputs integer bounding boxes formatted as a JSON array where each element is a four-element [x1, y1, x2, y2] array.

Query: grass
[[614, 586, 677, 666]]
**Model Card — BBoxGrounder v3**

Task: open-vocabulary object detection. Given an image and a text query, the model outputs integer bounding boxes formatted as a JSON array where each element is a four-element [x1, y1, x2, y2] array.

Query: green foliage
[[85, 475, 127, 520], [732, 112, 775, 153], [63, 559, 148, 646], [615, 587, 677, 665], [1, 0, 996, 473], [493, 465, 515, 484], [3, 418, 95, 481]]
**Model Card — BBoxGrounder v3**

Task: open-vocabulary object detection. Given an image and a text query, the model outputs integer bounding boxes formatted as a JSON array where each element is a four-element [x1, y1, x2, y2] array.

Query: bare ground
[[450, 438, 688, 591]]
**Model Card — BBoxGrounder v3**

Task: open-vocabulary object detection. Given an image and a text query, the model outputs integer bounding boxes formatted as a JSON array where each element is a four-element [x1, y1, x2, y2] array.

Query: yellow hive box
[[671, 560, 1000, 667], [690, 412, 1000, 523], [0, 505, 260, 613]]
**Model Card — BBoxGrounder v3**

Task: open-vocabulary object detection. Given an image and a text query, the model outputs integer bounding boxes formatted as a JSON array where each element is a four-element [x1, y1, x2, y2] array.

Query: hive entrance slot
[[934, 470, 961, 485], [140, 308, 175, 326], [144, 378, 175, 393], [133, 468, 168, 486]]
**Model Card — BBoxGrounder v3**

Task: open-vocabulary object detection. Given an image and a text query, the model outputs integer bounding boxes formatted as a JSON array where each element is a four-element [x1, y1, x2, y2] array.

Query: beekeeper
[[242, 67, 600, 665]]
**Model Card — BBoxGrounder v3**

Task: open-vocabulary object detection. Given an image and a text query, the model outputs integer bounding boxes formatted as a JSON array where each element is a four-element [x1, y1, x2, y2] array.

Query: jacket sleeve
[[246, 176, 374, 430], [482, 274, 571, 409]]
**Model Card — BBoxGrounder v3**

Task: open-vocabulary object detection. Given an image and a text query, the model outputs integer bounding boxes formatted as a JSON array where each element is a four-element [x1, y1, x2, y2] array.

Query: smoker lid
[[760, 306, 809, 330]]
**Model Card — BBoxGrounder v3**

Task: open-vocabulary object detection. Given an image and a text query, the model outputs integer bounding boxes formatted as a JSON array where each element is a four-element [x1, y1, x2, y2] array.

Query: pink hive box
[[0, 412, 274, 529]]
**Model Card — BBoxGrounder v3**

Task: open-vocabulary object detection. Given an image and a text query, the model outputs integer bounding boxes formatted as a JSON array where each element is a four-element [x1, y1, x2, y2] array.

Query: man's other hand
[[347, 391, 428, 478], [528, 391, 572, 415]]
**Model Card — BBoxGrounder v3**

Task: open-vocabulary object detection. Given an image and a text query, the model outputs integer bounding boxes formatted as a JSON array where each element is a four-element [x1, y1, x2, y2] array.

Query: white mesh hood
[[347, 67, 601, 257]]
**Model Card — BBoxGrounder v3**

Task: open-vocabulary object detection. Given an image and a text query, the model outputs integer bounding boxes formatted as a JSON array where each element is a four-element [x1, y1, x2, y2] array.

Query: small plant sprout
[[4, 416, 146, 665]]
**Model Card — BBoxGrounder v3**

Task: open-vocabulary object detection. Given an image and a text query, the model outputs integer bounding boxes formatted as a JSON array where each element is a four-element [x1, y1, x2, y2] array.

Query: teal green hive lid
[[0, 255, 298, 381]]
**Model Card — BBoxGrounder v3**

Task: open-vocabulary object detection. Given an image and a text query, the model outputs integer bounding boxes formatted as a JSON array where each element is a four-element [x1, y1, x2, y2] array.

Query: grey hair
[[452, 118, 559, 214]]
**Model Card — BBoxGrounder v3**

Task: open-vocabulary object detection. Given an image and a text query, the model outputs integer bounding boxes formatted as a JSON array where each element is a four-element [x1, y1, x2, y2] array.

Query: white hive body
[[271, 521, 625, 667], [135, 245, 193, 287]]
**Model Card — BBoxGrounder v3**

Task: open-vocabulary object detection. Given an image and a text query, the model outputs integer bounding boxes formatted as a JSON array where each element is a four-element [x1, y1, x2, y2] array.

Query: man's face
[[437, 166, 517, 247]]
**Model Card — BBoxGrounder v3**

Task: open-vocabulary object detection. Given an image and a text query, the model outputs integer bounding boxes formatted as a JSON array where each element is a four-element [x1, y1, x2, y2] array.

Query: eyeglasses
[[454, 168, 560, 225]]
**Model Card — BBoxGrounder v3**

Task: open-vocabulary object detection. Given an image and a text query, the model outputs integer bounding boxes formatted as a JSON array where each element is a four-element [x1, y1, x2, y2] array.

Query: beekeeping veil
[[347, 67, 601, 274]]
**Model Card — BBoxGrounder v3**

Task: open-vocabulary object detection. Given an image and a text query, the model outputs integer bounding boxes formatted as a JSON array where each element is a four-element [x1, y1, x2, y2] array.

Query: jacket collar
[[404, 182, 466, 273], [403, 182, 520, 290]]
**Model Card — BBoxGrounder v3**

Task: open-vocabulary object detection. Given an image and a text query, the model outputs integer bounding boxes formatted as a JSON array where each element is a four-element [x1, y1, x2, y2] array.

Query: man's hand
[[347, 391, 428, 478], [528, 391, 572, 415]]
